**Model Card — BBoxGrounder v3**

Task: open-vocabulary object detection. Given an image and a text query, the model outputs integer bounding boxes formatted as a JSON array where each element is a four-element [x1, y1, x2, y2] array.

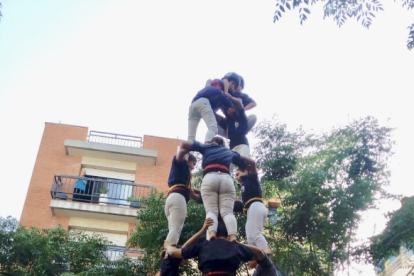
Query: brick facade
[[20, 123, 182, 231], [20, 123, 88, 229], [136, 135, 182, 192]]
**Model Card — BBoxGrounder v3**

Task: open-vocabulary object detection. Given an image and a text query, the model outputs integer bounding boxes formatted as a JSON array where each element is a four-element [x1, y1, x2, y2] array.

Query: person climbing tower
[[180, 136, 247, 242], [164, 148, 203, 248], [188, 77, 242, 143], [235, 156, 271, 254]]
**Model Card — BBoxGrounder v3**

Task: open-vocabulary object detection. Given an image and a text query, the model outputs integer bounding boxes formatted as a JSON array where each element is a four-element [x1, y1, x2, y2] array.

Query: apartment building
[[19, 122, 182, 260], [376, 247, 414, 276]]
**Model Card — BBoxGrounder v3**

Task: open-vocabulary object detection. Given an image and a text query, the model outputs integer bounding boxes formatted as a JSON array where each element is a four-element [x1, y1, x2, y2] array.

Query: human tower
[[162, 73, 278, 276]]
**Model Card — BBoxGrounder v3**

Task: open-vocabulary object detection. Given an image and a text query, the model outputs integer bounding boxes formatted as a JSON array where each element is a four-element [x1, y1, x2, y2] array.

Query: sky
[[0, 0, 413, 275]]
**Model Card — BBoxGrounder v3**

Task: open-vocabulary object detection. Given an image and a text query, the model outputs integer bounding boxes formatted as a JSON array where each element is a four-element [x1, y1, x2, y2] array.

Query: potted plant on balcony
[[99, 188, 109, 205], [127, 195, 141, 208]]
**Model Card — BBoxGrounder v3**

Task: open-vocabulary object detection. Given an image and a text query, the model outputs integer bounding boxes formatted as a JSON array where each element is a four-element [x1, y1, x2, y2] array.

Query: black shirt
[[253, 255, 278, 276], [160, 256, 182, 276], [167, 156, 191, 202], [229, 91, 255, 107], [181, 239, 253, 274], [192, 86, 232, 111], [227, 108, 249, 149], [240, 173, 262, 206], [190, 141, 247, 174]]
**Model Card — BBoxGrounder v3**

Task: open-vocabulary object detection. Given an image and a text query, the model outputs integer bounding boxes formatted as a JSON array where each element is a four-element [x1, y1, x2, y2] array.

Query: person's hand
[[223, 79, 230, 94], [204, 141, 218, 146], [202, 218, 214, 231], [166, 246, 177, 255]]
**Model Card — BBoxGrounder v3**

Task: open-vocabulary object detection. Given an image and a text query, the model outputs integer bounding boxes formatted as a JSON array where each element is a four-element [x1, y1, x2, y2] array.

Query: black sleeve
[[242, 93, 255, 106], [237, 244, 254, 262], [190, 141, 205, 153], [181, 241, 205, 259], [173, 155, 186, 166], [231, 152, 247, 170]]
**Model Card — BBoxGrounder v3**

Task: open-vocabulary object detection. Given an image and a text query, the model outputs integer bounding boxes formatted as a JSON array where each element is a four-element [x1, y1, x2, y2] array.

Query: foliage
[[253, 116, 394, 275], [127, 195, 140, 202], [0, 216, 140, 276], [272, 0, 414, 49], [370, 196, 414, 264], [99, 188, 109, 194]]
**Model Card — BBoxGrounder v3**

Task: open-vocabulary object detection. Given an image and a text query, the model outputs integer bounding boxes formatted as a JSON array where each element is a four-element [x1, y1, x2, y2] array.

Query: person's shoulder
[[204, 86, 222, 93], [248, 173, 260, 182], [241, 92, 254, 99], [193, 140, 206, 148]]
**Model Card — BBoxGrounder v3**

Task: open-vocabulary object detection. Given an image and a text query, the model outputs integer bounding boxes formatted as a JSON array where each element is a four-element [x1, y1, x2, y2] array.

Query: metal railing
[[87, 130, 143, 148], [51, 175, 155, 207], [105, 246, 143, 262]]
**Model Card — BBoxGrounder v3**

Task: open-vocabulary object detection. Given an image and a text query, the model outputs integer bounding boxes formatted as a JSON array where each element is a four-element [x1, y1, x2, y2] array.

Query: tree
[[0, 216, 141, 276], [253, 116, 394, 275], [272, 0, 414, 50], [370, 196, 414, 266], [129, 116, 395, 276]]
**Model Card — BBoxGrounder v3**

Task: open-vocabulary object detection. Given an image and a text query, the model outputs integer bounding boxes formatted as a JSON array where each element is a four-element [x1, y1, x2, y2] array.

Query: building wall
[[20, 124, 182, 231], [20, 123, 88, 229], [135, 135, 182, 192]]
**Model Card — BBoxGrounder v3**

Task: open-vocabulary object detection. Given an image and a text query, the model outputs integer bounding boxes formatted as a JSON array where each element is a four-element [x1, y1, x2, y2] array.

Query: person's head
[[222, 72, 241, 91], [235, 168, 248, 183], [216, 217, 228, 238], [80, 170, 86, 177], [186, 153, 197, 171], [235, 75, 245, 94], [226, 105, 239, 118], [210, 79, 225, 91], [210, 136, 225, 147]]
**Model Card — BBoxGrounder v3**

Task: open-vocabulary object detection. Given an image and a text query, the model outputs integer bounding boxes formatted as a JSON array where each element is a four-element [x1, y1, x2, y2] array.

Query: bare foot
[[229, 234, 237, 243]]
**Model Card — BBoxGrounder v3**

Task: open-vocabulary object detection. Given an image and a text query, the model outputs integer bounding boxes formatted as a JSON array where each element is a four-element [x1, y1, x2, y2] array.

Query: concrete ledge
[[50, 200, 140, 223], [64, 139, 157, 165]]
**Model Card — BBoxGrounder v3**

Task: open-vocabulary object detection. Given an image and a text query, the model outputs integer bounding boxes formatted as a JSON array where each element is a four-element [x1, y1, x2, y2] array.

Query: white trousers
[[188, 97, 218, 142], [164, 193, 187, 244], [246, 202, 269, 250], [201, 172, 237, 236]]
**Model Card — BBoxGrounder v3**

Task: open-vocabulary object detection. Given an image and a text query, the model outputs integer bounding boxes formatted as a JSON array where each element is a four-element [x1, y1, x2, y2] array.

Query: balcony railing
[[105, 246, 143, 261], [51, 175, 154, 208], [87, 130, 143, 148]]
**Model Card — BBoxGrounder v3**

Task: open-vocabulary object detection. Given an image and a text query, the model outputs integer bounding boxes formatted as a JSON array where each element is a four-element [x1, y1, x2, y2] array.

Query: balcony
[[50, 175, 155, 223], [64, 131, 158, 165], [106, 246, 143, 261]]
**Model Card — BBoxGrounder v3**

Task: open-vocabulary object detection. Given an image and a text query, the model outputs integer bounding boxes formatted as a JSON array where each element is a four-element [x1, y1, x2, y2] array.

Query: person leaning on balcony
[[164, 149, 202, 248], [166, 216, 267, 276], [235, 156, 271, 255], [188, 74, 242, 143], [160, 218, 213, 276], [180, 136, 247, 242], [73, 170, 87, 202]]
